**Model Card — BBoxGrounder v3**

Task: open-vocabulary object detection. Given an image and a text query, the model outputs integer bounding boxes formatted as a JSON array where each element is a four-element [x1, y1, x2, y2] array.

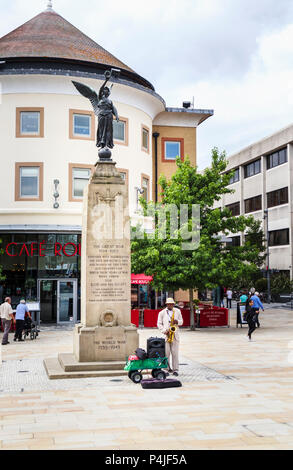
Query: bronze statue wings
[[72, 81, 99, 112]]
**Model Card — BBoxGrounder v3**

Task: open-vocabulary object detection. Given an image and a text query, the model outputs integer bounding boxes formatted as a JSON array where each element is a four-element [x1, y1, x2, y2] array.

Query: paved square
[[1, 307, 293, 450]]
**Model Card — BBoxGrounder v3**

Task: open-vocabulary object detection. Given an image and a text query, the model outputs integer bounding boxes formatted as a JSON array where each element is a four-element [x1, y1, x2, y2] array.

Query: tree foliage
[[131, 148, 265, 327]]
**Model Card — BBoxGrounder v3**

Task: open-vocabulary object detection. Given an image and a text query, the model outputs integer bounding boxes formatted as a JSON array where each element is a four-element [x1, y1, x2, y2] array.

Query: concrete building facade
[[215, 123, 293, 279]]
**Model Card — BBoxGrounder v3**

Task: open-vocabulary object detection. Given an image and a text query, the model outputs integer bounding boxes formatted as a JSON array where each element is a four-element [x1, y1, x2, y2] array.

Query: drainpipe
[[153, 132, 160, 202]]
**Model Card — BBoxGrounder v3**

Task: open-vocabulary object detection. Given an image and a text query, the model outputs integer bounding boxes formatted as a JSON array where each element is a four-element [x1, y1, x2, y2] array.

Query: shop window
[[228, 168, 240, 184], [114, 117, 128, 145], [69, 109, 95, 140], [225, 201, 240, 216], [267, 187, 288, 208], [15, 163, 43, 201], [16, 108, 44, 138], [244, 195, 262, 213], [267, 148, 287, 170], [269, 228, 289, 246], [141, 175, 150, 202], [161, 137, 184, 162], [69, 164, 94, 201], [142, 126, 150, 153], [244, 159, 261, 178]]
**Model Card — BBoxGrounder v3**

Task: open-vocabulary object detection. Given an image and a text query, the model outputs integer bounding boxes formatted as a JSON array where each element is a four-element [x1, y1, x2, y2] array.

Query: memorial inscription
[[87, 242, 130, 303]]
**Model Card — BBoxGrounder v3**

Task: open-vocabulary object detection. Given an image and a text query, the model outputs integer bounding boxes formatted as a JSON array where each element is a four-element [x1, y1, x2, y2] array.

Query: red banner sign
[[199, 307, 229, 327]]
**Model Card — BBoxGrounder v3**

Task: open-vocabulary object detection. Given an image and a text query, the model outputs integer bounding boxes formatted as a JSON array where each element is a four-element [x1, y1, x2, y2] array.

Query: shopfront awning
[[131, 274, 153, 285]]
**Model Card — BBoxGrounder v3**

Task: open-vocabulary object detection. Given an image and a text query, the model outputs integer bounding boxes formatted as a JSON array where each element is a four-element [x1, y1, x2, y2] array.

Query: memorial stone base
[[73, 324, 139, 363]]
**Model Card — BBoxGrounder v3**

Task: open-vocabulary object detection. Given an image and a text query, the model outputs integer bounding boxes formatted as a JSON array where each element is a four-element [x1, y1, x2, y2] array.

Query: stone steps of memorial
[[44, 357, 128, 380]]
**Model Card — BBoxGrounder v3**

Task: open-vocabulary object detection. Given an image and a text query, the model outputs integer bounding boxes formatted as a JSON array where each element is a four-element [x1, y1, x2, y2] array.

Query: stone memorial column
[[74, 160, 139, 362]]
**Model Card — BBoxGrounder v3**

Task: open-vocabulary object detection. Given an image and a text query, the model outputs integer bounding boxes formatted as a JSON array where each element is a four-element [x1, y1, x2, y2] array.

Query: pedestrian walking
[[0, 297, 15, 345], [14, 300, 31, 342], [226, 288, 233, 309], [240, 291, 248, 303], [245, 299, 257, 341], [250, 291, 264, 328]]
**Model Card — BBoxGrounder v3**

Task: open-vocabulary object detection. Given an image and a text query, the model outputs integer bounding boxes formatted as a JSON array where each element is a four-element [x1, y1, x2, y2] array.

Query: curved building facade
[[0, 4, 213, 322]]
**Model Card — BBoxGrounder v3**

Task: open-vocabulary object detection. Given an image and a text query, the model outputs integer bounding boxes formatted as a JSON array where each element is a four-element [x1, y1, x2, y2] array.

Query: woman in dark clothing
[[245, 299, 257, 341]]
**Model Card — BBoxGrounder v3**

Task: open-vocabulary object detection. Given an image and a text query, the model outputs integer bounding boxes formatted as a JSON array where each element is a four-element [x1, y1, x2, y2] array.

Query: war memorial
[[44, 71, 139, 378]]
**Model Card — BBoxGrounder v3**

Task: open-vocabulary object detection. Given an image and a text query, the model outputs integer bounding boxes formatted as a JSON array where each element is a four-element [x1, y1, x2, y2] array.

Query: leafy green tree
[[131, 148, 265, 329]]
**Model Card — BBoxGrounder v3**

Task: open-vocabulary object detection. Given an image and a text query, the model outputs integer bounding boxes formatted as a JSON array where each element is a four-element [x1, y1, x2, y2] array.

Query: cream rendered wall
[[0, 75, 162, 226]]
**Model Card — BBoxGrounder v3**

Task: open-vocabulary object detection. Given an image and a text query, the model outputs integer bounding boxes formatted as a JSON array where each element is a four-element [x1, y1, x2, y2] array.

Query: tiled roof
[[0, 9, 134, 73]]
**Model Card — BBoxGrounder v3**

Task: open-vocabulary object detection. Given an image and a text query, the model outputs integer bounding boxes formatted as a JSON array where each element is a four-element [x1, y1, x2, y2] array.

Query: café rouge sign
[[5, 242, 81, 258]]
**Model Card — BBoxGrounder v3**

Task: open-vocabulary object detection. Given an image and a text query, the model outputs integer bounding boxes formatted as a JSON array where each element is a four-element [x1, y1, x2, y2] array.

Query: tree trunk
[[189, 288, 195, 331]]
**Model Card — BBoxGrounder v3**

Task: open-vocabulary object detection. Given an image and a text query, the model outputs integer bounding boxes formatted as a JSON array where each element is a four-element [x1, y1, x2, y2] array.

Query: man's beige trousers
[[165, 339, 179, 373]]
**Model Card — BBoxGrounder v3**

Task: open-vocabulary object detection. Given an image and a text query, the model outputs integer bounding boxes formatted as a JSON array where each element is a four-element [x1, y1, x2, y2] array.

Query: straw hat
[[166, 297, 175, 304]]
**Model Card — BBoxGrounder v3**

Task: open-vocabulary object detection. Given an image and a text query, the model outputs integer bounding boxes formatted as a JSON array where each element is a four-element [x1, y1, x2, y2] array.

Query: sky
[[1, 0, 293, 168]]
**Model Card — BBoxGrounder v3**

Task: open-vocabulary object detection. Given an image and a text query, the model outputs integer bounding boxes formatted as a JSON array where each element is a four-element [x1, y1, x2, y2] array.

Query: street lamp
[[263, 209, 271, 303]]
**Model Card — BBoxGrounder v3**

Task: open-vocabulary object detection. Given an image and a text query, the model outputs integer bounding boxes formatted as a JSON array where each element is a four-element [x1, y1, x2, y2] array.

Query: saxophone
[[167, 309, 177, 343]]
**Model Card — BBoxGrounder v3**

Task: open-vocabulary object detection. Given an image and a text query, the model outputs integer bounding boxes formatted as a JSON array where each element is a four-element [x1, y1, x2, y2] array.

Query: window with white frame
[[142, 127, 149, 152], [73, 114, 91, 137], [20, 167, 40, 198], [72, 168, 91, 198], [20, 111, 40, 136], [164, 141, 181, 160], [113, 120, 126, 142]]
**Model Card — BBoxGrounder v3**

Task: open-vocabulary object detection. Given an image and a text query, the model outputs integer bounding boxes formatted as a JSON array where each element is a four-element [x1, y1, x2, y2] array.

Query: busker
[[14, 299, 31, 342], [0, 297, 15, 345], [245, 299, 257, 341], [157, 298, 183, 377], [250, 291, 264, 328]]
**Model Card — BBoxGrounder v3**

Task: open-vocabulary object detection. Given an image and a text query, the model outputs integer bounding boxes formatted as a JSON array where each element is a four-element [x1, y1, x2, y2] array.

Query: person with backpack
[[250, 291, 264, 328]]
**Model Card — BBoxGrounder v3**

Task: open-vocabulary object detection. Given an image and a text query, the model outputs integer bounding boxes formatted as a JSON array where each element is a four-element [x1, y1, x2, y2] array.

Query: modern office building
[[215, 122, 293, 279], [0, 2, 213, 323]]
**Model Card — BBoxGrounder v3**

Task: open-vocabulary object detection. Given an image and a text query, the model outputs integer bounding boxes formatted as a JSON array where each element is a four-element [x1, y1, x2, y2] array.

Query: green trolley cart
[[124, 357, 168, 383]]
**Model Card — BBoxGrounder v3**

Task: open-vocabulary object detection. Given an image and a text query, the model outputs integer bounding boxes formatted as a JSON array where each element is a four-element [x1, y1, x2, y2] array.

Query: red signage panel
[[131, 309, 139, 327], [199, 307, 229, 327]]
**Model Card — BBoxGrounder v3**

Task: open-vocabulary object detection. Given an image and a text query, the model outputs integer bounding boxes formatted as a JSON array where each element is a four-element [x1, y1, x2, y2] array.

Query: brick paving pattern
[[0, 307, 293, 450]]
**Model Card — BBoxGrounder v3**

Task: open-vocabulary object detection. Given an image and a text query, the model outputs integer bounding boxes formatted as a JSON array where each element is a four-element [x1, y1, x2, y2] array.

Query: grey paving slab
[[0, 355, 234, 394]]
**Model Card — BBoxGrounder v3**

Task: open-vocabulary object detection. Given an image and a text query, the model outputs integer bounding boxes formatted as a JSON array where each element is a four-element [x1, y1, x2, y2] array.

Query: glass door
[[39, 280, 58, 323], [57, 280, 77, 323], [38, 279, 77, 324]]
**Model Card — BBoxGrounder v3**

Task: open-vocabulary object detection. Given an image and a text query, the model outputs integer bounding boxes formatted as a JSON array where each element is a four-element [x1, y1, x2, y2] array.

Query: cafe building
[[0, 2, 213, 324]]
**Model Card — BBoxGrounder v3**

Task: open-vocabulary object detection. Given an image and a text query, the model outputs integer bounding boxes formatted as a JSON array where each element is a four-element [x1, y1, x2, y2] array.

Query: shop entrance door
[[38, 279, 77, 324]]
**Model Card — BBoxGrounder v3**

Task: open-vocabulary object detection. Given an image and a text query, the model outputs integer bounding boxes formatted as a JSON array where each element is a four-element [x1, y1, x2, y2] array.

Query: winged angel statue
[[72, 71, 119, 157]]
